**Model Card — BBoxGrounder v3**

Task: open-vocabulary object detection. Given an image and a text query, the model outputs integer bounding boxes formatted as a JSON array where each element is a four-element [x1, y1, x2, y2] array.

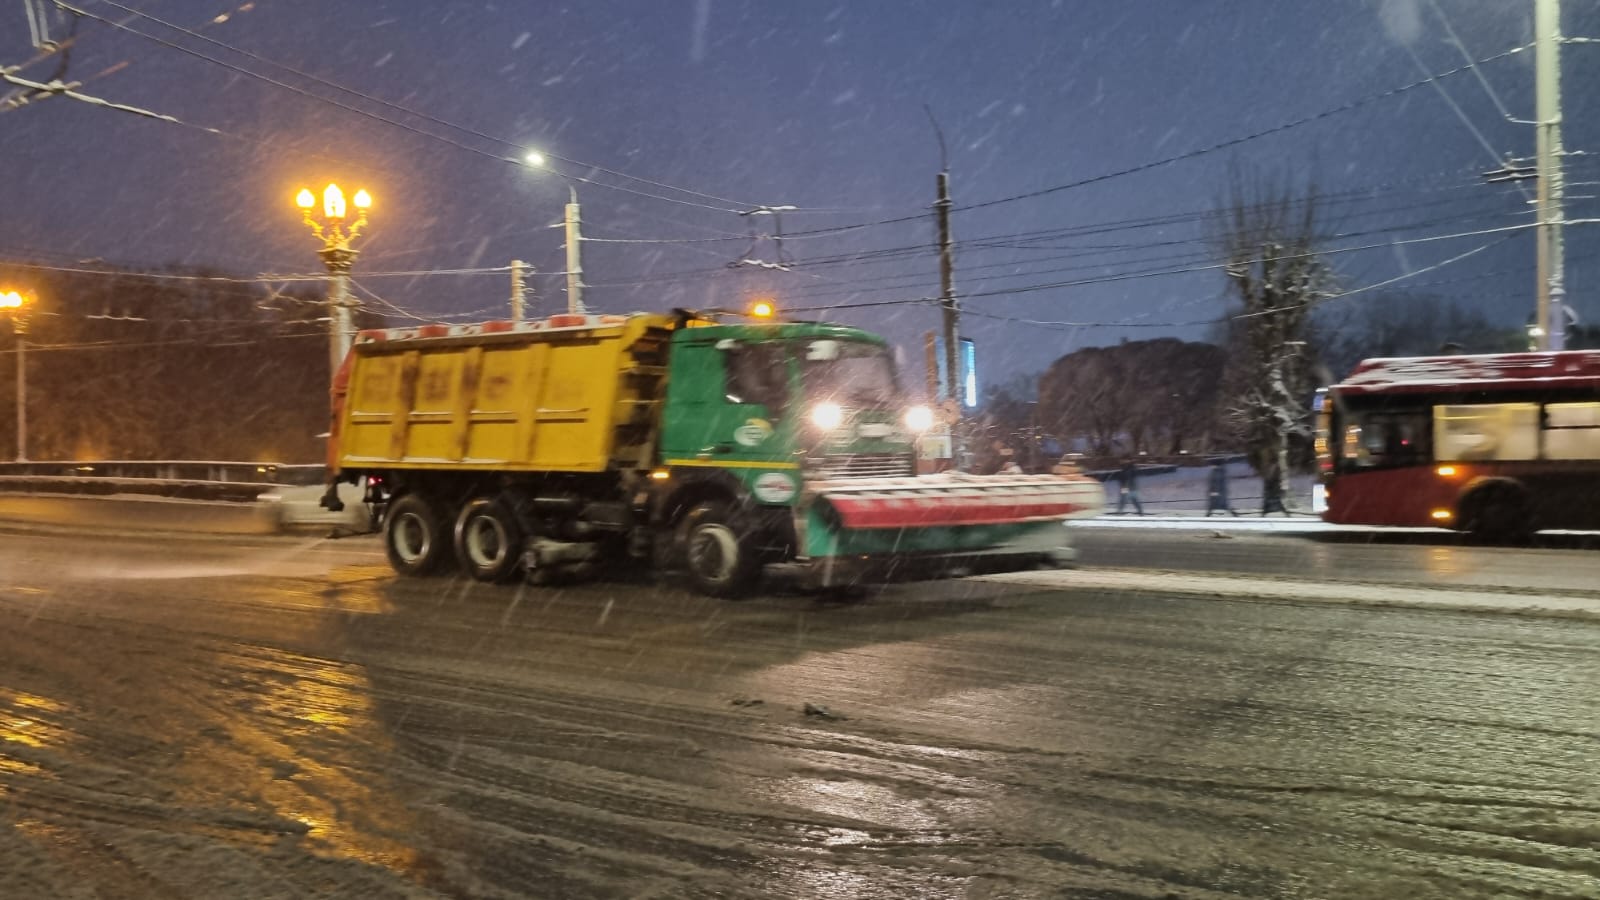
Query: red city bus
[[1315, 350, 1600, 539]]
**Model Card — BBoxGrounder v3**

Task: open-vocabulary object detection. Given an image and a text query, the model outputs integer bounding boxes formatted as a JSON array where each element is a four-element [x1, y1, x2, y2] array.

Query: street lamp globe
[[323, 183, 347, 220], [524, 150, 547, 168], [295, 188, 315, 210]]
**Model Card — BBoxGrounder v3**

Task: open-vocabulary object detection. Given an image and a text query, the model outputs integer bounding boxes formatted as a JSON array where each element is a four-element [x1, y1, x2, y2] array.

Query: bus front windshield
[[799, 340, 899, 406], [1339, 408, 1433, 470]]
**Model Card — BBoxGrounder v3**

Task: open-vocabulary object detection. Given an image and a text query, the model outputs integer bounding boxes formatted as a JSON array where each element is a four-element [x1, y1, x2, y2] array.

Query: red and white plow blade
[[810, 473, 1105, 530]]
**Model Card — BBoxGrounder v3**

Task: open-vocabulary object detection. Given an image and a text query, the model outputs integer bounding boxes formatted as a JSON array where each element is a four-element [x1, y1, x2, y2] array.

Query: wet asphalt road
[[1, 527, 1597, 899]]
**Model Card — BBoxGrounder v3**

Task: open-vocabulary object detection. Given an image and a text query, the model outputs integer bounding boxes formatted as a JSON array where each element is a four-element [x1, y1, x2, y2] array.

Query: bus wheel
[[1462, 482, 1532, 544], [454, 497, 525, 583], [385, 493, 453, 575], [680, 501, 762, 599]]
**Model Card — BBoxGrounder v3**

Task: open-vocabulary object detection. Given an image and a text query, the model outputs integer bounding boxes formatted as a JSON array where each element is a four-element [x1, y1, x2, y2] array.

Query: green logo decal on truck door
[[734, 418, 774, 447]]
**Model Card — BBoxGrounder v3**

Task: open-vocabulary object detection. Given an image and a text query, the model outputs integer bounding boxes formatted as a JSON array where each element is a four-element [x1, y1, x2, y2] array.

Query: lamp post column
[[319, 245, 358, 377], [13, 314, 26, 462]]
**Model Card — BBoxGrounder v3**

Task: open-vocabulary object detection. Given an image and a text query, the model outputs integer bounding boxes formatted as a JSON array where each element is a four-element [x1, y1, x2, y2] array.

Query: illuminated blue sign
[[934, 336, 978, 408]]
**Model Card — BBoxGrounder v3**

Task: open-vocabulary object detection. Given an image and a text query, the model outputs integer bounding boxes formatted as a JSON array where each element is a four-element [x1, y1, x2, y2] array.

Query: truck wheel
[[455, 497, 525, 583], [680, 501, 762, 599], [385, 494, 452, 576]]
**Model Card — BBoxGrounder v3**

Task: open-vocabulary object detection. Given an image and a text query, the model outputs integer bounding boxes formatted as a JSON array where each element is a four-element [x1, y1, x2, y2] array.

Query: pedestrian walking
[[1205, 459, 1238, 517], [1260, 475, 1290, 517], [1116, 458, 1145, 515]]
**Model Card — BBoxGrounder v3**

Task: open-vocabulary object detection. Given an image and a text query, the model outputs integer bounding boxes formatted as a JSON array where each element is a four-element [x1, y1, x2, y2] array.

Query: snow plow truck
[[321, 308, 1103, 597]]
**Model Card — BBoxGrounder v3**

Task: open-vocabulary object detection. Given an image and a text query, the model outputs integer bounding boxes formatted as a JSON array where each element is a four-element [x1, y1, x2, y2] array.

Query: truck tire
[[680, 501, 762, 599], [454, 497, 525, 583], [385, 493, 452, 576]]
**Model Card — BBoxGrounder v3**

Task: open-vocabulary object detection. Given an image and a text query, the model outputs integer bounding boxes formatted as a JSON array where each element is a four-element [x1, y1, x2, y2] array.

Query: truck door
[[659, 339, 793, 464]]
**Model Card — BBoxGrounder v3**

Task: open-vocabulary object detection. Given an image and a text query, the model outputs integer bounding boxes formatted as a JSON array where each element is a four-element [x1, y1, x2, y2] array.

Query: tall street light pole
[[295, 184, 372, 377], [1534, 0, 1567, 352], [1, 289, 30, 462], [525, 152, 586, 314]]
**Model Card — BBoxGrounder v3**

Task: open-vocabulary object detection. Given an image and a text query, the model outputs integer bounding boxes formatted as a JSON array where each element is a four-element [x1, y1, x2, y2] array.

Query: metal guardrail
[[0, 460, 324, 484], [0, 461, 327, 502]]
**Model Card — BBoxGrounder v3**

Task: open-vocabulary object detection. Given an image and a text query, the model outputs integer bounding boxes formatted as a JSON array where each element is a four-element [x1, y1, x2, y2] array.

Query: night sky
[[3, 0, 1597, 388]]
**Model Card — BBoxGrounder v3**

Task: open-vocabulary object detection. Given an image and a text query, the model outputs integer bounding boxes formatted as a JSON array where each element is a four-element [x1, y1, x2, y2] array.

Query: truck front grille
[[809, 453, 916, 479]]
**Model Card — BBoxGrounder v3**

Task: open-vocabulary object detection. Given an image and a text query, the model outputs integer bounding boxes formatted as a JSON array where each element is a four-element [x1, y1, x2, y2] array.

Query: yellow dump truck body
[[334, 313, 675, 473]]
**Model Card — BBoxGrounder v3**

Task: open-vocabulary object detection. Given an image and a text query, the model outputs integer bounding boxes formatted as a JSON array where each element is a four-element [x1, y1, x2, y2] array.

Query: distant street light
[[524, 151, 585, 314], [1, 289, 32, 461], [295, 183, 372, 377]]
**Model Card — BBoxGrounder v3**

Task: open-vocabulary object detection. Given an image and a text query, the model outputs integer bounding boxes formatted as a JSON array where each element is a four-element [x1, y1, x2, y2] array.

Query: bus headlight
[[905, 405, 934, 432], [810, 401, 844, 429]]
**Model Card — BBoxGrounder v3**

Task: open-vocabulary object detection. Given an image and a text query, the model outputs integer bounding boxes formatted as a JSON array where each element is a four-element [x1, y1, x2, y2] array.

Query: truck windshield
[[800, 340, 899, 406]]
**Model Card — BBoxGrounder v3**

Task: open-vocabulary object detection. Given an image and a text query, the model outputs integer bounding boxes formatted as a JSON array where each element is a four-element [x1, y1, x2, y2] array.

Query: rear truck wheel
[[680, 501, 763, 599], [454, 497, 525, 583], [385, 493, 452, 576], [1461, 481, 1533, 544]]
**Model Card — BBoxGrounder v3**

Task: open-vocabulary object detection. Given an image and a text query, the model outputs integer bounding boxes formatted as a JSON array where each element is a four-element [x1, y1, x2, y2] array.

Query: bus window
[[1543, 402, 1600, 460], [1434, 403, 1539, 462]]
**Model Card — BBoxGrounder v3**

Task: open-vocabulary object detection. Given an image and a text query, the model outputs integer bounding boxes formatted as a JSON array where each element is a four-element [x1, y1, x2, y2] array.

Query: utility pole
[[510, 259, 527, 322], [564, 187, 586, 314], [1535, 0, 1567, 351], [936, 170, 958, 406]]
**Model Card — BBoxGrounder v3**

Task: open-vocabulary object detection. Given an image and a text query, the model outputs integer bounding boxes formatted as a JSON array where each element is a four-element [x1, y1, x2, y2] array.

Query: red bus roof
[[1334, 349, 1600, 396]]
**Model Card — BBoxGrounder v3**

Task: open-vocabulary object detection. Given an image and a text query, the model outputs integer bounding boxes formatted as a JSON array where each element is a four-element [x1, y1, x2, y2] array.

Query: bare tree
[[1212, 174, 1335, 509]]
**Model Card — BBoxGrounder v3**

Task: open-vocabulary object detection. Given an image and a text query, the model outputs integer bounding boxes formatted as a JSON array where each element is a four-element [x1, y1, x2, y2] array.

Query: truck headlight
[[810, 401, 844, 429], [905, 405, 934, 432]]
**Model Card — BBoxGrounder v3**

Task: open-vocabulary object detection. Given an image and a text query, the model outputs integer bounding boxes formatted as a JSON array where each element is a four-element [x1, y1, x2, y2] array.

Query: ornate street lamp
[[295, 183, 372, 376], [0, 289, 32, 461]]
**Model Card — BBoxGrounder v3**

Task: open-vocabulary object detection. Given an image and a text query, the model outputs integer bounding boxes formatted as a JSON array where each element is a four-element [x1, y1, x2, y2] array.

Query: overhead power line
[[788, 219, 1577, 318], [775, 205, 1530, 305], [58, 2, 749, 212], [770, 44, 1537, 243], [961, 233, 1520, 332], [957, 45, 1533, 215], [0, 258, 518, 283], [79, 0, 875, 215]]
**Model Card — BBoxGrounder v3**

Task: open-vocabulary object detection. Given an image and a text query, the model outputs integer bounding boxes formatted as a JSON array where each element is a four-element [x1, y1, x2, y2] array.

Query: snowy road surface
[[1, 528, 1597, 898]]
